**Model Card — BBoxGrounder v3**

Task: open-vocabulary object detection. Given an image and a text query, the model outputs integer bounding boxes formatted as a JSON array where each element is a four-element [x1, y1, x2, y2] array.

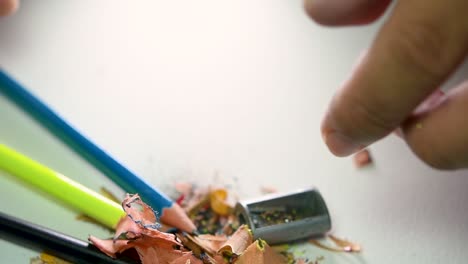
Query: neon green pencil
[[0, 144, 125, 229]]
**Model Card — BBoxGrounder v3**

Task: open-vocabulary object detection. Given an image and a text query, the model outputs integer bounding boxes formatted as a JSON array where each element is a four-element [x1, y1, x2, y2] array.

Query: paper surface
[[1, 1, 468, 263]]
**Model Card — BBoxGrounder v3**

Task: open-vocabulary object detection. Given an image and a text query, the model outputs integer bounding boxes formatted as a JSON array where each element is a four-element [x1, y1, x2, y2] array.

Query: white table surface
[[1, 1, 467, 263]]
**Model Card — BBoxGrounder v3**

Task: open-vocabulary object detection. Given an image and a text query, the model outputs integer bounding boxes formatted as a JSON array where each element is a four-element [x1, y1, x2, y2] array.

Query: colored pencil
[[0, 211, 138, 264], [0, 143, 125, 229], [0, 69, 196, 233]]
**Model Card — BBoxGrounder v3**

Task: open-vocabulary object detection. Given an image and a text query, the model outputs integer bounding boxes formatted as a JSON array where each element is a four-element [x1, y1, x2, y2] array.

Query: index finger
[[321, 0, 468, 156]]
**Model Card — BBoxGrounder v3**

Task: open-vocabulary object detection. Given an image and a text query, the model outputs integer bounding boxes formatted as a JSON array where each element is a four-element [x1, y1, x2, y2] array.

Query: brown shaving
[[89, 194, 197, 264], [309, 235, 361, 253], [217, 225, 253, 257], [90, 194, 286, 263], [353, 149, 372, 168], [235, 240, 286, 264], [89, 185, 357, 263]]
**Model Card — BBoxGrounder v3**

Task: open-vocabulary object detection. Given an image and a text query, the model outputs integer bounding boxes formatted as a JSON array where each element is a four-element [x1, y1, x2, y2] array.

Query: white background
[[0, 1, 467, 263]]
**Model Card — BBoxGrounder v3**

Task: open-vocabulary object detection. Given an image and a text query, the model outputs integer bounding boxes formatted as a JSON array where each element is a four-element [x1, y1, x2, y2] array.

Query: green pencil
[[0, 143, 125, 229]]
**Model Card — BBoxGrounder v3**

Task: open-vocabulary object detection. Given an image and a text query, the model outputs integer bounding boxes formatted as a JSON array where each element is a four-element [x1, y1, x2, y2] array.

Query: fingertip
[[304, 0, 350, 26], [303, 0, 329, 26], [0, 0, 19, 17], [321, 116, 365, 157], [304, 0, 391, 26], [323, 130, 365, 157]]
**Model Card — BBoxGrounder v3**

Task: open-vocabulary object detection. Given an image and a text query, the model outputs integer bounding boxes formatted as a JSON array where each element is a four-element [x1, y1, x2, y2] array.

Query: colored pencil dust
[[249, 206, 301, 228], [235, 188, 331, 245], [89, 193, 288, 264]]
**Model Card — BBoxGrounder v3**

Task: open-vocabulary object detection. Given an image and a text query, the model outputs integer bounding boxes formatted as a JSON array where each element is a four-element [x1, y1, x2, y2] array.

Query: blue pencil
[[0, 69, 196, 233]]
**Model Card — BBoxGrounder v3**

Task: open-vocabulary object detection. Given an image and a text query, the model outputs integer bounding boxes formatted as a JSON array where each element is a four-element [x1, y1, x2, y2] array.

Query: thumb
[[321, 0, 468, 156]]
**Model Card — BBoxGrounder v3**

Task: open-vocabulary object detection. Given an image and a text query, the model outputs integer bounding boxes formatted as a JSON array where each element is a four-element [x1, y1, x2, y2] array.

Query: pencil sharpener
[[234, 187, 331, 245]]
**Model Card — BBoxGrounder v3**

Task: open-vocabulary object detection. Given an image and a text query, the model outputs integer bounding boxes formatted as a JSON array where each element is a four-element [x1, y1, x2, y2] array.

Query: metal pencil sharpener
[[234, 187, 331, 245]]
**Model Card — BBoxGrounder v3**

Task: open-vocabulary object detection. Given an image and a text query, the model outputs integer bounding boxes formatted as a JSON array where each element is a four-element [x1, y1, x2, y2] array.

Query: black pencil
[[0, 211, 138, 264]]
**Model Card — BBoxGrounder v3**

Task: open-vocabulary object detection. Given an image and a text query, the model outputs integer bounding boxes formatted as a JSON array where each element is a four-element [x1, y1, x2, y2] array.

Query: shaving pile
[[89, 192, 288, 264]]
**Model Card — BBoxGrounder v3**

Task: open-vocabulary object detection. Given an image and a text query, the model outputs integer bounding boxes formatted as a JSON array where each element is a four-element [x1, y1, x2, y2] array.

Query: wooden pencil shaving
[[210, 189, 234, 216], [260, 186, 278, 195], [90, 193, 286, 263], [235, 239, 285, 264], [309, 235, 362, 253], [353, 149, 372, 168], [188, 234, 229, 256], [182, 186, 238, 235], [217, 225, 253, 257], [89, 184, 360, 263], [90, 194, 193, 263], [328, 235, 361, 252]]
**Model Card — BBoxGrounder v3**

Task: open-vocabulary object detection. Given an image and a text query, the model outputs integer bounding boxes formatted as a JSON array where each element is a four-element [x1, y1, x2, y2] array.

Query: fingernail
[[306, 0, 364, 18], [323, 130, 364, 157], [304, 0, 354, 25], [309, 0, 350, 9]]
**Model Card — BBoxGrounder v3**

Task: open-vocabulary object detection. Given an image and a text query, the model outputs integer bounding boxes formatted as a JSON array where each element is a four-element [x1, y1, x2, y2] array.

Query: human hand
[[304, 0, 468, 169], [0, 0, 18, 17]]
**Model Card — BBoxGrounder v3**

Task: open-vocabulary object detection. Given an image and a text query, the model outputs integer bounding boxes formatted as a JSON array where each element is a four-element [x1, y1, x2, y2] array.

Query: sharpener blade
[[235, 187, 331, 245]]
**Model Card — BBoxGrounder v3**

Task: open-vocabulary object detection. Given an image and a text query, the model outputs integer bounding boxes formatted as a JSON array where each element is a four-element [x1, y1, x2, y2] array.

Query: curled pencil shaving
[[90, 193, 286, 263], [90, 194, 201, 264], [210, 189, 234, 216], [235, 239, 285, 264], [177, 224, 253, 259], [328, 235, 361, 252], [212, 225, 286, 263], [217, 225, 253, 256], [122, 194, 160, 229], [198, 234, 228, 248], [175, 232, 226, 260], [353, 149, 372, 168], [191, 234, 229, 255], [309, 235, 361, 253]]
